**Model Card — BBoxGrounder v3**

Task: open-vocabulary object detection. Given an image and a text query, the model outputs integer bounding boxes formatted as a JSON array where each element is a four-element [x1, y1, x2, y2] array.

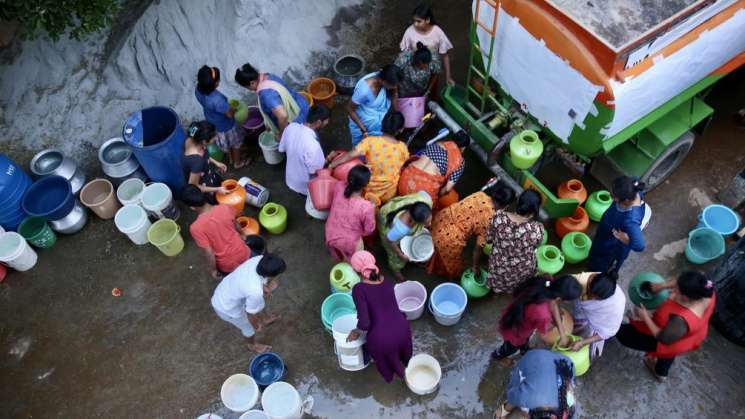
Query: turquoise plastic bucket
[[697, 204, 740, 236], [685, 227, 725, 264], [321, 293, 356, 332]]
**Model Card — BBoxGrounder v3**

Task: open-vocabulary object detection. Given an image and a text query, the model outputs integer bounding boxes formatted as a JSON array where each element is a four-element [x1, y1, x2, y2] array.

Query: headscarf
[[350, 250, 380, 280]]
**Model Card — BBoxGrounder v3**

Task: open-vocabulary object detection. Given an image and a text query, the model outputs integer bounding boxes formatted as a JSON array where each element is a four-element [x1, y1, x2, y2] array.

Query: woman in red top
[[617, 271, 716, 382], [494, 275, 582, 366]]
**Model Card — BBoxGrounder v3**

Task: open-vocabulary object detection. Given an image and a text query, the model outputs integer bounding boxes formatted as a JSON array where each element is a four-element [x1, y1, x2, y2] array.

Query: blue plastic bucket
[[697, 204, 740, 236], [685, 227, 725, 264], [122, 107, 186, 193], [429, 283, 467, 326], [249, 352, 287, 389], [21, 175, 74, 220]]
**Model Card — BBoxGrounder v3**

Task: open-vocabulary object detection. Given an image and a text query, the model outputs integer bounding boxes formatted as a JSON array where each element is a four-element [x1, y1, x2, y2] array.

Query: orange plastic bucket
[[307, 78, 336, 109]]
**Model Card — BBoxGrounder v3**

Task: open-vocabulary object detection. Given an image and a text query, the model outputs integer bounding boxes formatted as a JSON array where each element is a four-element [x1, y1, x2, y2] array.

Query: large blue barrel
[[0, 154, 33, 231], [122, 107, 186, 193]]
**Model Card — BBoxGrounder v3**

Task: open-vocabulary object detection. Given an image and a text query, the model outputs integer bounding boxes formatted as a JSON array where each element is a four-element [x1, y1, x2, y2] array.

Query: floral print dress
[[485, 210, 545, 293]]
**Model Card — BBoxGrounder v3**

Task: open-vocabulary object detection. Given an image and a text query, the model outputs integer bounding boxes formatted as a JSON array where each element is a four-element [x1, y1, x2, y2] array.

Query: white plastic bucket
[[240, 411, 270, 419], [394, 281, 427, 320], [238, 177, 270, 207], [0, 232, 38, 272], [641, 203, 652, 231], [197, 415, 223, 419], [332, 313, 367, 371], [261, 381, 314, 419], [305, 194, 329, 220], [259, 132, 284, 165], [221, 373, 259, 412], [141, 182, 180, 220], [405, 353, 441, 395], [428, 283, 468, 326], [400, 230, 434, 262], [114, 205, 152, 245], [116, 178, 146, 206]]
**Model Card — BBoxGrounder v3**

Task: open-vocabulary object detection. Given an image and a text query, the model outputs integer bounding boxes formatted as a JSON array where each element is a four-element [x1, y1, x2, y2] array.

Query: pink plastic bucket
[[394, 280, 427, 320], [396, 97, 426, 128]]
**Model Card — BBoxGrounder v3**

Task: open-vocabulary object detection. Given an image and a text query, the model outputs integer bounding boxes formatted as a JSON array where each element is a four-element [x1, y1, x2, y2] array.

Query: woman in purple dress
[[346, 250, 413, 382]]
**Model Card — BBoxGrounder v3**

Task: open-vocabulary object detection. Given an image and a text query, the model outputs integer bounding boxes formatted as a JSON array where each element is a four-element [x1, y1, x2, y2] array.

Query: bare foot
[[248, 343, 272, 353], [394, 272, 405, 282], [233, 159, 249, 170], [262, 313, 281, 328], [498, 357, 516, 368]]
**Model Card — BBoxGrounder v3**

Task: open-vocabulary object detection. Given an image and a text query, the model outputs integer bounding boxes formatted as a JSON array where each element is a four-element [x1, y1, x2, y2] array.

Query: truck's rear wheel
[[640, 131, 695, 190]]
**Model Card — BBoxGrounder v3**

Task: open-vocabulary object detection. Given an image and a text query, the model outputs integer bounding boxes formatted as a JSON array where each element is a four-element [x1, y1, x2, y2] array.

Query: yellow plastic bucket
[[147, 219, 184, 256]]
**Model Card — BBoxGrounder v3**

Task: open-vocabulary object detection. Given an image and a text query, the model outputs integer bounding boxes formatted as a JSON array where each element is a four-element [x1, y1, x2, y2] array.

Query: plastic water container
[[238, 177, 270, 207], [396, 96, 426, 128], [249, 352, 286, 388], [21, 175, 74, 220], [116, 178, 146, 207], [147, 219, 184, 256], [80, 178, 121, 220], [220, 373, 259, 412], [259, 131, 284, 165], [405, 353, 441, 395], [321, 293, 356, 332], [394, 281, 427, 320], [429, 283, 467, 326], [305, 194, 329, 220], [697, 204, 740, 236], [261, 381, 314, 419], [0, 154, 33, 231], [332, 313, 368, 371], [0, 232, 38, 271], [115, 205, 152, 245], [141, 182, 180, 220], [122, 107, 186, 192], [685, 227, 725, 264]]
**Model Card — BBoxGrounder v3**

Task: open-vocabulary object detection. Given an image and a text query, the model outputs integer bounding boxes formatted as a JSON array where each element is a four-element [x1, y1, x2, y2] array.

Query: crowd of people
[[181, 4, 717, 417]]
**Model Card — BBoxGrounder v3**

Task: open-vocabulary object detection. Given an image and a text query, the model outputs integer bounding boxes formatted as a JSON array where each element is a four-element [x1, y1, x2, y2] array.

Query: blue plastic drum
[[122, 107, 186, 193], [0, 154, 33, 231]]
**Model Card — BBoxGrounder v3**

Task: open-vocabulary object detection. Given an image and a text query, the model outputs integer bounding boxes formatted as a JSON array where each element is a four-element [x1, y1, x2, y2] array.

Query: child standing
[[400, 4, 455, 86], [195, 65, 248, 169]]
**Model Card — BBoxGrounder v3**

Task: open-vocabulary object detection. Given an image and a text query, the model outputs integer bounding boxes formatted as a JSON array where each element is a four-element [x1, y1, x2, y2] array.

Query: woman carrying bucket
[[345, 250, 413, 383], [427, 179, 514, 279], [494, 275, 581, 367], [376, 191, 433, 281], [616, 271, 716, 382], [394, 42, 440, 99], [398, 130, 468, 208], [183, 121, 228, 202], [588, 176, 647, 275]]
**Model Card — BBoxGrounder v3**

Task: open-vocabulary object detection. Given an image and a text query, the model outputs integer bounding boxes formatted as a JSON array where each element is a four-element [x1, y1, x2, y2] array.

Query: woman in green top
[[393, 42, 441, 98], [377, 191, 433, 281]]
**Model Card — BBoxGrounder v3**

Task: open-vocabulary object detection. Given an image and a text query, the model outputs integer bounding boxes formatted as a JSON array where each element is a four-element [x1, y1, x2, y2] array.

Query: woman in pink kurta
[[325, 166, 376, 261]]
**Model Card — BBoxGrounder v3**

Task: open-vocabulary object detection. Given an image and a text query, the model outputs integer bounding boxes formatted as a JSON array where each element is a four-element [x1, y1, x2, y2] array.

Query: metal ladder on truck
[[464, 0, 504, 118]]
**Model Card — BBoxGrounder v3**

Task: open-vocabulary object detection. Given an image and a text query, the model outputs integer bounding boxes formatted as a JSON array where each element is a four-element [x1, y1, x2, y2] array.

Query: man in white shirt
[[278, 105, 330, 195], [211, 253, 286, 353]]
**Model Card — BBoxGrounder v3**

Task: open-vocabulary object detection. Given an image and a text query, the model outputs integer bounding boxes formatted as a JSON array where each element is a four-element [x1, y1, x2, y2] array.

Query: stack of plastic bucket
[[0, 154, 33, 231], [122, 107, 186, 193]]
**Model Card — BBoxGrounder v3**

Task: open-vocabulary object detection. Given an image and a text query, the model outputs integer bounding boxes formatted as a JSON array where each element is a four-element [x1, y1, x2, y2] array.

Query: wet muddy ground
[[2, 1, 745, 418]]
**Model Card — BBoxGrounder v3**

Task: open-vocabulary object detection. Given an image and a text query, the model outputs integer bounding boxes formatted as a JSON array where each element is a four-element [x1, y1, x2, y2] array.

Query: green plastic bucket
[[685, 227, 725, 264], [147, 219, 184, 256], [18, 217, 56, 249], [321, 293, 356, 333]]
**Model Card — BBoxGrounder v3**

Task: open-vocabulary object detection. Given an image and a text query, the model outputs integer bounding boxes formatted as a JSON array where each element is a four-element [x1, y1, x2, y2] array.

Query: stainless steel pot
[[98, 137, 142, 179], [29, 149, 87, 195], [333, 54, 366, 95], [49, 200, 88, 234]]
